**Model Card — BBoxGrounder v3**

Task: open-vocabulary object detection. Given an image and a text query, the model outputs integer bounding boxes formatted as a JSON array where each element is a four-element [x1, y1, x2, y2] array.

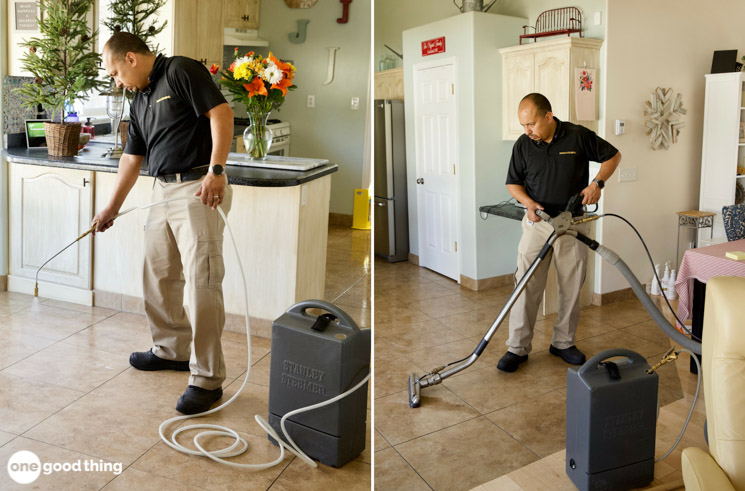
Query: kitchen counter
[[3, 141, 334, 331], [3, 141, 337, 187]]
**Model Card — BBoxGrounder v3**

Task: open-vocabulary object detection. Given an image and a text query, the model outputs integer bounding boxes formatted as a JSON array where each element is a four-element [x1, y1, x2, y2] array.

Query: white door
[[413, 60, 459, 281]]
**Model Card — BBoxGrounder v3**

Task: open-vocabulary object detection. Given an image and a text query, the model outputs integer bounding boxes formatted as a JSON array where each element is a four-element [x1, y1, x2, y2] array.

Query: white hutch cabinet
[[499, 37, 603, 140], [698, 72, 745, 243]]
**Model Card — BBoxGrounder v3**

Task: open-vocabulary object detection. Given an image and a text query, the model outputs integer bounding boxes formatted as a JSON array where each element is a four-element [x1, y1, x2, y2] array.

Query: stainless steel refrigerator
[[374, 99, 409, 262]]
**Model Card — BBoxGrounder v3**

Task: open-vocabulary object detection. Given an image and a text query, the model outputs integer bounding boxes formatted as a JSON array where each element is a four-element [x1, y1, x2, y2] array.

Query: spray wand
[[34, 207, 136, 297]]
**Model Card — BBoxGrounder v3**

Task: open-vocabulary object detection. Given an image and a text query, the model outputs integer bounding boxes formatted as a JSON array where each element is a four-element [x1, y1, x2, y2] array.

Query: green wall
[[259, 0, 371, 216]]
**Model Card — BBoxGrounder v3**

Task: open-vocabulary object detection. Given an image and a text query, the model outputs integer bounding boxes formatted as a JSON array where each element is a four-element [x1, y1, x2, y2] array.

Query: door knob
[[416, 178, 424, 184], [375, 202, 385, 207]]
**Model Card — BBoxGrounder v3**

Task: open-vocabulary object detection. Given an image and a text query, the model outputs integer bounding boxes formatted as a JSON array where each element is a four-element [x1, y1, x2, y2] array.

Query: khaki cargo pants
[[143, 176, 233, 390], [506, 214, 590, 356]]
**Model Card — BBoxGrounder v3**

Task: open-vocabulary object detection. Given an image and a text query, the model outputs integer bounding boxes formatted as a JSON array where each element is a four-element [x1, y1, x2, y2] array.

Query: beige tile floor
[[0, 224, 371, 490], [374, 258, 687, 491]]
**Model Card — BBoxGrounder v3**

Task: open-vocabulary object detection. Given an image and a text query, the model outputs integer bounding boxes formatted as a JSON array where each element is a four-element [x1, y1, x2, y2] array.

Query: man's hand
[[196, 171, 227, 210], [526, 201, 545, 222], [580, 183, 601, 206], [92, 206, 119, 234]]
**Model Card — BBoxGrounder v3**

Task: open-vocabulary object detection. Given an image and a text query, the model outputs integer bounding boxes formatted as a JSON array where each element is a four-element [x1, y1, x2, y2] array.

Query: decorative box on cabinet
[[499, 37, 602, 140]]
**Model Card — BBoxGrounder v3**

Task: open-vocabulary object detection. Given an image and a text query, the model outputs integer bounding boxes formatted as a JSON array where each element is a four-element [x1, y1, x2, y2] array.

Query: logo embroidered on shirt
[[156, 95, 171, 103], [559, 151, 577, 155]]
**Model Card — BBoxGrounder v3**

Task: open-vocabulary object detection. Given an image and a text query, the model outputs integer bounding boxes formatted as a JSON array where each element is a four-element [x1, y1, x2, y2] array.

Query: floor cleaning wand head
[[408, 372, 421, 408]]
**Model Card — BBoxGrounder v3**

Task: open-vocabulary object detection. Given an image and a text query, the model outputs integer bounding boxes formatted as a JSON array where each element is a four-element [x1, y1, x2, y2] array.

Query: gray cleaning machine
[[566, 349, 658, 491], [267, 300, 370, 467]]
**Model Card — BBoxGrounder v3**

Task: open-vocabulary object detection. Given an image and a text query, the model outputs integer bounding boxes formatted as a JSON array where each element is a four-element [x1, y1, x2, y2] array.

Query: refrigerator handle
[[384, 102, 395, 198]]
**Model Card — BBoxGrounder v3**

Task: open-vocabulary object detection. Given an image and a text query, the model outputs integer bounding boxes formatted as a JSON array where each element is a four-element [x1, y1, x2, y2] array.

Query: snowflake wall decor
[[643, 87, 686, 151]]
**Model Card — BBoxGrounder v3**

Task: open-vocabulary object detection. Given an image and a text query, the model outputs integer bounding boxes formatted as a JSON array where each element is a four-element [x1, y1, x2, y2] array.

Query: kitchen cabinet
[[8, 165, 94, 304], [374, 67, 404, 100], [698, 72, 745, 242], [499, 37, 603, 140], [173, 0, 224, 68], [223, 0, 260, 30]]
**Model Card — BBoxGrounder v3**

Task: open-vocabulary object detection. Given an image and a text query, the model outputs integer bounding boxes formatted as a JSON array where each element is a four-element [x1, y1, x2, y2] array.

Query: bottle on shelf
[[82, 117, 95, 138]]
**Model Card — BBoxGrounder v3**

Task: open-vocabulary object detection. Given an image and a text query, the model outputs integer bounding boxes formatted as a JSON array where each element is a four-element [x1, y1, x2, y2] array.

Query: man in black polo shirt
[[93, 32, 235, 414], [499, 93, 621, 373]]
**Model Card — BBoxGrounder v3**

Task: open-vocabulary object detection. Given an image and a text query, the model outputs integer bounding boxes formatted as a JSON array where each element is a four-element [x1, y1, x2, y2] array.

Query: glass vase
[[243, 109, 273, 160]]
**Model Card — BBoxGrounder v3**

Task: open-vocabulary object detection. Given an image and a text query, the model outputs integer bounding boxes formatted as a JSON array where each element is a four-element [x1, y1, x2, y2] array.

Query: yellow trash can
[[351, 188, 371, 230]]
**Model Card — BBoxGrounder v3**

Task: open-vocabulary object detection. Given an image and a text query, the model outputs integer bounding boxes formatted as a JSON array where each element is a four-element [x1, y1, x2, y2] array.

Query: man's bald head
[[102, 32, 155, 93], [519, 93, 552, 116]]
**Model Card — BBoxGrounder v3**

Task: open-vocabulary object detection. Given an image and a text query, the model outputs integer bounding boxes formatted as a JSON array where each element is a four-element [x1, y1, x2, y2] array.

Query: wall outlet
[[351, 97, 359, 110], [619, 167, 637, 182], [307, 95, 315, 108]]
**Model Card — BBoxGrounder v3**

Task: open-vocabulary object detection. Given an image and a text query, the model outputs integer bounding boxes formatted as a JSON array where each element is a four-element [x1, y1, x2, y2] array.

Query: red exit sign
[[421, 37, 446, 56]]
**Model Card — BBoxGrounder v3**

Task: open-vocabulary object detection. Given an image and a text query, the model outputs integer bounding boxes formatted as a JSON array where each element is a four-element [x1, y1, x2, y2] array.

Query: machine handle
[[286, 299, 361, 333], [577, 348, 647, 378]]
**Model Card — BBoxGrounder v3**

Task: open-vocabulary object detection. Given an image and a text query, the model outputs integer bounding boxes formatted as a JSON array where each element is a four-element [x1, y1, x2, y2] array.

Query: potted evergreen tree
[[103, 0, 168, 147], [15, 0, 106, 156]]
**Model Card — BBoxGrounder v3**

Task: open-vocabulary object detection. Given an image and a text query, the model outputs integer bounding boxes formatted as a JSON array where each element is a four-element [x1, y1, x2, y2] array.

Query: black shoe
[[497, 351, 529, 372], [129, 349, 190, 372], [176, 385, 223, 414], [549, 345, 586, 365]]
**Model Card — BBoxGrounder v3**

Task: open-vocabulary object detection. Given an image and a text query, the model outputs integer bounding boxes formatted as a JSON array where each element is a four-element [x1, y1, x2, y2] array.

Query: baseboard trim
[[408, 253, 419, 265], [93, 289, 273, 338], [9, 276, 93, 306], [592, 286, 639, 306], [328, 213, 353, 227], [0, 276, 6, 292], [460, 273, 514, 291]]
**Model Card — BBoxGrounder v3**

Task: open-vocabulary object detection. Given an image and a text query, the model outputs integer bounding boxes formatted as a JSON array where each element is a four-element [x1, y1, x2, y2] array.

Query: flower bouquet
[[214, 49, 297, 159]]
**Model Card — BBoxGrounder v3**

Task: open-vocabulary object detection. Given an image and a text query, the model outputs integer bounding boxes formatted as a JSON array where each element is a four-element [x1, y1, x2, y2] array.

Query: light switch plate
[[619, 167, 637, 182], [307, 95, 315, 108], [351, 97, 359, 110]]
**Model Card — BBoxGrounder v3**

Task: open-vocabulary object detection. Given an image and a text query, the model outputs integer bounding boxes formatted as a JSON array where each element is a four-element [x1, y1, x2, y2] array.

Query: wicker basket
[[119, 120, 130, 149], [44, 122, 82, 156]]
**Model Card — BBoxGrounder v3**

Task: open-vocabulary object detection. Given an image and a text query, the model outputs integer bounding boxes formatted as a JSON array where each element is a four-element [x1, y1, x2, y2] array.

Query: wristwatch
[[208, 164, 225, 176], [592, 178, 605, 189]]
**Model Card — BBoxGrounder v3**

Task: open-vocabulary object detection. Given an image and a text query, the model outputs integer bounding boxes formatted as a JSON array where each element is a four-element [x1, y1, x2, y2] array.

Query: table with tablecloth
[[674, 239, 745, 372], [675, 238, 745, 322]]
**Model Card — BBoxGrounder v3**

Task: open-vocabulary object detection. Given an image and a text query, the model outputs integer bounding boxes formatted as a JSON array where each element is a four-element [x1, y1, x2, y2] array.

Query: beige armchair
[[681, 276, 745, 491]]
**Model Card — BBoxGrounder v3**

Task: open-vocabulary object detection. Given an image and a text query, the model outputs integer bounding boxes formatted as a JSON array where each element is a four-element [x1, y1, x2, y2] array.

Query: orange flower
[[229, 60, 237, 72], [209, 63, 220, 75], [243, 77, 267, 98], [271, 77, 293, 97]]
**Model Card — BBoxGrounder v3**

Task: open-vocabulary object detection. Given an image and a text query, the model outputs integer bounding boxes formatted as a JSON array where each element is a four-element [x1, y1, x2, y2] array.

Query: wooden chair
[[520, 7, 583, 45]]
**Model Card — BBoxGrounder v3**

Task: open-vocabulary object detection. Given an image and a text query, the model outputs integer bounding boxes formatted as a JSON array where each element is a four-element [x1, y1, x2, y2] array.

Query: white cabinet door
[[535, 49, 569, 121], [9, 165, 93, 290], [502, 53, 534, 140]]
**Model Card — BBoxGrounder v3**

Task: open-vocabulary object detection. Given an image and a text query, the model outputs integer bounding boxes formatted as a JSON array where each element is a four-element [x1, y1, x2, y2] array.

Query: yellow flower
[[233, 62, 252, 81]]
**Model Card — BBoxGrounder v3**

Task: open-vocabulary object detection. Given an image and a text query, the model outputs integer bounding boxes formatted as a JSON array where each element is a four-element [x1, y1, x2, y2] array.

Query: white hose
[[111, 196, 370, 469], [654, 348, 701, 463]]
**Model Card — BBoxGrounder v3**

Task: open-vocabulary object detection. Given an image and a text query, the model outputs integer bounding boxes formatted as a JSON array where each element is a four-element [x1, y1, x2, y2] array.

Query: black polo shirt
[[505, 117, 618, 216], [123, 55, 227, 176]]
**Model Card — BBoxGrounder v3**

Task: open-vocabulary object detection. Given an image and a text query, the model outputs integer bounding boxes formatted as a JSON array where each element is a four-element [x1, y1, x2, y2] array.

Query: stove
[[233, 118, 291, 156]]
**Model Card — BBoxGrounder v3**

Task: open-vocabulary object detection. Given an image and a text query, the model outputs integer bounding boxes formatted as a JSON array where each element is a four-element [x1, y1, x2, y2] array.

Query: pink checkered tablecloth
[[675, 239, 745, 327]]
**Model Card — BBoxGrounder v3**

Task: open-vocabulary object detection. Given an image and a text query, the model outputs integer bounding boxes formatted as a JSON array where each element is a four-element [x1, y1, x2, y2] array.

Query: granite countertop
[[2, 141, 337, 187]]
